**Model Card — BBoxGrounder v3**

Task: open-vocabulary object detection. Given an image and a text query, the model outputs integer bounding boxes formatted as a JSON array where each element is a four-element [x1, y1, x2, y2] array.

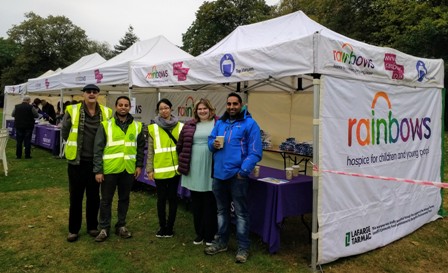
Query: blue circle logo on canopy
[[220, 54, 235, 77]]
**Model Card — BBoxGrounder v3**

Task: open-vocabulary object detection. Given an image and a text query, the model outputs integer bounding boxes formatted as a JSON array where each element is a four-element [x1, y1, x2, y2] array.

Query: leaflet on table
[[257, 177, 289, 184]]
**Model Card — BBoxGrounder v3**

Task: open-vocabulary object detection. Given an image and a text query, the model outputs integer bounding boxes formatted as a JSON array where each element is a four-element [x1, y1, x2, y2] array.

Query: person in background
[[32, 98, 50, 122], [61, 84, 113, 242], [41, 99, 57, 124], [205, 92, 262, 264], [11, 96, 38, 159], [93, 96, 145, 242], [41, 100, 56, 124], [146, 98, 183, 238], [177, 98, 218, 246]]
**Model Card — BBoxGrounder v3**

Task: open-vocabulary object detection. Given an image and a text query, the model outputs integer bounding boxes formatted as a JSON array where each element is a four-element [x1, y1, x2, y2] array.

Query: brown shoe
[[95, 229, 109, 242], [115, 226, 132, 239], [67, 233, 78, 242], [88, 229, 100, 237]]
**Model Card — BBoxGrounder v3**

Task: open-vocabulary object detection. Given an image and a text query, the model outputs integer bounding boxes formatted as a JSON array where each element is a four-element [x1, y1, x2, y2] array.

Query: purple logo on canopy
[[220, 54, 235, 77]]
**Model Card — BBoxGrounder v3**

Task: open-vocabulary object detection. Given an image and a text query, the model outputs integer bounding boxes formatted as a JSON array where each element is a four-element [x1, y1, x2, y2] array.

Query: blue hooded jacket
[[208, 108, 262, 180]]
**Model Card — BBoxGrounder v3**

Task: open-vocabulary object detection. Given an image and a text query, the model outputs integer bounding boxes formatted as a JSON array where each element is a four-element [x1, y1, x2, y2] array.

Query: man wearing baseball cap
[[61, 84, 113, 242]]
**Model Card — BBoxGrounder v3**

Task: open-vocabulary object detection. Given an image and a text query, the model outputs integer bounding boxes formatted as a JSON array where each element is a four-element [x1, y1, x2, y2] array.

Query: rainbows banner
[[318, 76, 442, 264]]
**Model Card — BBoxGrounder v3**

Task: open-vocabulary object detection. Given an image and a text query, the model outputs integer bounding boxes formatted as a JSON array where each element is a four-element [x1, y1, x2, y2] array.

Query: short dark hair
[[115, 95, 131, 106], [227, 92, 242, 104], [156, 98, 172, 110]]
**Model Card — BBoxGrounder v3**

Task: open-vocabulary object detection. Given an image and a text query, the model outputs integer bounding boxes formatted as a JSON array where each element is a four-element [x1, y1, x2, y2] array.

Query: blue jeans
[[212, 175, 250, 251]]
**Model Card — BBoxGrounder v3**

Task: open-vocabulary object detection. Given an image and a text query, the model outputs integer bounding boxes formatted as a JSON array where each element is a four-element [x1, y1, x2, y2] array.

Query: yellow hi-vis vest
[[102, 118, 142, 174], [65, 103, 112, 160], [148, 122, 183, 179]]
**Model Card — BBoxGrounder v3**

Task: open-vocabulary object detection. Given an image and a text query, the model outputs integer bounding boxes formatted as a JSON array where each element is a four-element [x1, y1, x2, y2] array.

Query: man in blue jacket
[[205, 92, 262, 263]]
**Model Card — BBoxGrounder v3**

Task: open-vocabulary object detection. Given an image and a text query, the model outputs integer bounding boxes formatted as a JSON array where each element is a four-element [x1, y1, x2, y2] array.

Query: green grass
[[1, 107, 448, 273]]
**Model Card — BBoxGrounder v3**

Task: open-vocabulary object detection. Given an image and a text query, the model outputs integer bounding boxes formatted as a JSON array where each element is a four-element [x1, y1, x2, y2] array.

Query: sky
[[0, 0, 280, 47]]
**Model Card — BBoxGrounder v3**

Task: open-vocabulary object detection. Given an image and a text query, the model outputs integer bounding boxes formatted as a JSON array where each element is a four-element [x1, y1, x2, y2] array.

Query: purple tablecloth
[[248, 166, 312, 253], [6, 120, 60, 155]]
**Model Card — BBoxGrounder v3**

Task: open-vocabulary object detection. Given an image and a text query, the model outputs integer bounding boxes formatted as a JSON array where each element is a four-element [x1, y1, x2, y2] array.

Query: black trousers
[[67, 161, 100, 234], [98, 171, 134, 230], [155, 176, 180, 230], [190, 190, 218, 242], [15, 127, 33, 158]]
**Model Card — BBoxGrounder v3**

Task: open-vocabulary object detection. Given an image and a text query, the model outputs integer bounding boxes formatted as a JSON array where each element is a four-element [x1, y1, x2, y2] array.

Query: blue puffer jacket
[[208, 109, 262, 180]]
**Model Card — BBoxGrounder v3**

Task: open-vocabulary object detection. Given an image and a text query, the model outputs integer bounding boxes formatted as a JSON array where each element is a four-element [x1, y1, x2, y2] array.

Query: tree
[[113, 25, 139, 55], [88, 40, 115, 60], [5, 12, 91, 85], [182, 0, 273, 56]]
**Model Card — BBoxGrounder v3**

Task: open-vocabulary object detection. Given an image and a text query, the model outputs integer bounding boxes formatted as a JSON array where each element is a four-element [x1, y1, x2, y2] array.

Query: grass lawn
[[1, 107, 448, 273]]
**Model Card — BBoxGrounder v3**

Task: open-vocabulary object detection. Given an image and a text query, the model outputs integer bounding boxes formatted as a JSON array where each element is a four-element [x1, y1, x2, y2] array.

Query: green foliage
[[182, 0, 273, 56], [87, 40, 116, 60], [5, 12, 90, 85], [113, 25, 139, 55]]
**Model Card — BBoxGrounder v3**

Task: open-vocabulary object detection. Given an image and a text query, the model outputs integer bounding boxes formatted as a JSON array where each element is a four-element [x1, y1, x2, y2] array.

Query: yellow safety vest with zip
[[147, 122, 183, 179], [102, 118, 142, 174], [65, 103, 112, 160]]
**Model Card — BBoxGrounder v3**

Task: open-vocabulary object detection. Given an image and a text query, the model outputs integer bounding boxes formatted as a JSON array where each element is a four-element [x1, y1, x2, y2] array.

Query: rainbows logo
[[347, 91, 431, 147], [333, 43, 375, 69]]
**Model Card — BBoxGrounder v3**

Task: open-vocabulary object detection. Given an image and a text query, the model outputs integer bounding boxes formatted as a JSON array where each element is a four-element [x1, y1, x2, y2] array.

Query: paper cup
[[253, 165, 260, 177], [285, 167, 293, 180], [292, 165, 300, 177], [216, 136, 224, 148]]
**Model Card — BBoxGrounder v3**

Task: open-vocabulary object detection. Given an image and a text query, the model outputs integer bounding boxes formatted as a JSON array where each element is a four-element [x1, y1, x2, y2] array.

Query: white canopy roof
[[62, 35, 193, 89], [131, 11, 444, 88], [27, 53, 106, 92]]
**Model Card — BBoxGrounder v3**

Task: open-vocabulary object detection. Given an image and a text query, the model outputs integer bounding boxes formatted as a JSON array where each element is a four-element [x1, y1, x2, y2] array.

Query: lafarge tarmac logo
[[345, 226, 372, 247]]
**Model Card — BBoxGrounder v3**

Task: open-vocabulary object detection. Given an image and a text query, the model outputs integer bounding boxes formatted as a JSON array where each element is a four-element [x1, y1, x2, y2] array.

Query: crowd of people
[[13, 84, 262, 264]]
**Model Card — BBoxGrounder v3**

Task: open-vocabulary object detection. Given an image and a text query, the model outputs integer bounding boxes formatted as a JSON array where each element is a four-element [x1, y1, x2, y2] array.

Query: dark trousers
[[191, 190, 218, 242], [98, 171, 134, 231], [15, 127, 33, 158], [155, 176, 180, 230], [68, 161, 100, 234]]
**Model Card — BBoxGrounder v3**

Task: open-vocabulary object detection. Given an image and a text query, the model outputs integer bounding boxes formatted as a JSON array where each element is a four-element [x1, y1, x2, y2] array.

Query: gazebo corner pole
[[311, 76, 321, 272]]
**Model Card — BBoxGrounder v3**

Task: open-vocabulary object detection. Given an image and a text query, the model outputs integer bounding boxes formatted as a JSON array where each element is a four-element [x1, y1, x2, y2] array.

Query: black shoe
[[25, 156, 32, 159], [164, 228, 174, 238], [156, 228, 165, 238], [193, 236, 203, 245]]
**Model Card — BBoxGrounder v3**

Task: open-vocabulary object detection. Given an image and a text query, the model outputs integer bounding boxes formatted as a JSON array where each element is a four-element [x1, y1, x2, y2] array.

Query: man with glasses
[[205, 92, 262, 263], [62, 84, 113, 242]]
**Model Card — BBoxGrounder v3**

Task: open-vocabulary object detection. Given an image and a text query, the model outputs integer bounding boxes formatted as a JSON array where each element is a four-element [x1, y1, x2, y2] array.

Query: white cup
[[285, 167, 293, 180], [215, 136, 224, 148], [292, 165, 300, 177], [253, 165, 260, 177]]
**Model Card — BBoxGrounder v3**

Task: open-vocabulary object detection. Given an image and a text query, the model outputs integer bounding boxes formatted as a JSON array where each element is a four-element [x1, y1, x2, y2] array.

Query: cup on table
[[292, 165, 300, 177], [285, 167, 293, 180], [215, 136, 224, 149], [253, 165, 260, 177]]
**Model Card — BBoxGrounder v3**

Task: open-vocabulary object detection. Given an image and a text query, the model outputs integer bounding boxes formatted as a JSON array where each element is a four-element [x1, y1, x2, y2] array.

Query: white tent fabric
[[130, 11, 444, 88], [62, 35, 193, 89], [27, 53, 106, 93], [129, 10, 445, 268]]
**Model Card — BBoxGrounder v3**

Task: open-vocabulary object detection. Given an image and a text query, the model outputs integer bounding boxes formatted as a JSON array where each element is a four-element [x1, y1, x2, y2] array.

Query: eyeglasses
[[84, 90, 99, 94]]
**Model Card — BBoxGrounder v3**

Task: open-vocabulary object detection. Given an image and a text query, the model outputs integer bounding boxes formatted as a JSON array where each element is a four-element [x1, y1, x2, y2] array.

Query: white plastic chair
[[0, 128, 9, 176]]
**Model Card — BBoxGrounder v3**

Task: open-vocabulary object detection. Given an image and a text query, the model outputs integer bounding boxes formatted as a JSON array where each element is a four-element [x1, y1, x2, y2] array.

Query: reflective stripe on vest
[[148, 123, 183, 179], [65, 104, 112, 160], [102, 119, 141, 174]]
